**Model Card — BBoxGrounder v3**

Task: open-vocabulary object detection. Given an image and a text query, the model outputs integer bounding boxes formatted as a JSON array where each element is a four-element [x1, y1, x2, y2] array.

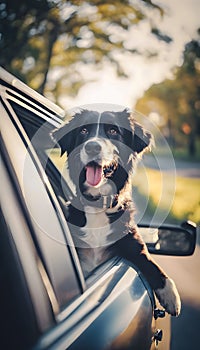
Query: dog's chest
[[81, 206, 112, 247], [77, 206, 113, 275]]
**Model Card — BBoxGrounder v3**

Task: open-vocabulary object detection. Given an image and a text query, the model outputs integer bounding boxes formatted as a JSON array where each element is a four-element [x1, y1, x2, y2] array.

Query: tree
[[0, 0, 170, 99], [175, 34, 200, 155], [135, 31, 200, 156]]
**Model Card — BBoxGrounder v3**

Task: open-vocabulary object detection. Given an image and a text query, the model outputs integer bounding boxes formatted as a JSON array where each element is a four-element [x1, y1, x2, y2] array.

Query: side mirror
[[138, 221, 196, 256]]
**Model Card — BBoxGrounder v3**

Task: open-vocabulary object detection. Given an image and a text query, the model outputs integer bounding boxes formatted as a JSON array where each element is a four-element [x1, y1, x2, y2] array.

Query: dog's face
[[52, 108, 153, 199]]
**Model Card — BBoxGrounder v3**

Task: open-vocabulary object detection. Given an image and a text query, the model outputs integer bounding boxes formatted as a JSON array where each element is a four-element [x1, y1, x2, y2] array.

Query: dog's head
[[51, 108, 153, 202]]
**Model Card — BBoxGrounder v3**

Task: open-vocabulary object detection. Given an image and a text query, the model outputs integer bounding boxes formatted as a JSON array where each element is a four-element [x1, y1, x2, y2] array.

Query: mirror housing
[[138, 221, 196, 256]]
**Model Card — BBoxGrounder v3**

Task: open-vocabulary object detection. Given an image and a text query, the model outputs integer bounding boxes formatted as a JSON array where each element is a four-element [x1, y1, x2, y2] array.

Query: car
[[0, 67, 196, 350]]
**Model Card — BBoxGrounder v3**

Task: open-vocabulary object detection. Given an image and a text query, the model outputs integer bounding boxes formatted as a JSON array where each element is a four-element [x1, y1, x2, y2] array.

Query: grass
[[172, 176, 200, 223], [133, 167, 200, 225], [47, 148, 66, 170]]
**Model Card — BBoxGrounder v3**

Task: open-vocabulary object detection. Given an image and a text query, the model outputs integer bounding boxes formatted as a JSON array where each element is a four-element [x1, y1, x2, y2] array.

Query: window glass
[[6, 99, 83, 310]]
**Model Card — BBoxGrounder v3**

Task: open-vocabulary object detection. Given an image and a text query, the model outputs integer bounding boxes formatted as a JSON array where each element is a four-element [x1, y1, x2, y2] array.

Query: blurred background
[[1, 1, 199, 349]]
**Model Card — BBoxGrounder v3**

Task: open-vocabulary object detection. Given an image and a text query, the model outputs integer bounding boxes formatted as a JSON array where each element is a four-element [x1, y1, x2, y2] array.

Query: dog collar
[[79, 193, 118, 209]]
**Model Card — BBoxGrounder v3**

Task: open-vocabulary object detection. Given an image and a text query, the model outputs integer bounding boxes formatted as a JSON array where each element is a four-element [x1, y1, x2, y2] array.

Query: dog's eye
[[80, 127, 88, 135], [107, 127, 119, 135]]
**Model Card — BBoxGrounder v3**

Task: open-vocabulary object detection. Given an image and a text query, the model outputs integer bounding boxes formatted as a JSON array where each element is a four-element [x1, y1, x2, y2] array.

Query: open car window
[[5, 94, 118, 282], [0, 92, 87, 311]]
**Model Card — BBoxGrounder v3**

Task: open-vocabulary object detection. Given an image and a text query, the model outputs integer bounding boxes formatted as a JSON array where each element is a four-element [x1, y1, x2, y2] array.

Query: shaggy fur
[[52, 108, 181, 316]]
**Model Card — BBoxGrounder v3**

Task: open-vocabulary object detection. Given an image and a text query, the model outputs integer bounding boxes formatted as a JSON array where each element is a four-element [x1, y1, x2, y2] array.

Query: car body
[[0, 67, 196, 350]]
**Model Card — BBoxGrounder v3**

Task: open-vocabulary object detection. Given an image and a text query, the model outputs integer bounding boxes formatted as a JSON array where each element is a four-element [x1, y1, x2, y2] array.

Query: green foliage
[[0, 0, 168, 99], [136, 31, 200, 157]]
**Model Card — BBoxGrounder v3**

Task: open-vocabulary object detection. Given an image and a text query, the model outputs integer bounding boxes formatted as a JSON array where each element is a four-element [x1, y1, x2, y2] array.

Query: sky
[[59, 0, 200, 111]]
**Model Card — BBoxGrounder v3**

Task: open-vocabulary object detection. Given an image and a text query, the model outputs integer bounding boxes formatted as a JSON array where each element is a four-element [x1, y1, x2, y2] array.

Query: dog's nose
[[85, 141, 102, 155]]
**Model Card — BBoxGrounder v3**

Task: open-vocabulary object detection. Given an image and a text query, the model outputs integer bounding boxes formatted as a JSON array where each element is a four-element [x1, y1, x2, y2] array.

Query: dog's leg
[[112, 232, 181, 316], [154, 278, 181, 317]]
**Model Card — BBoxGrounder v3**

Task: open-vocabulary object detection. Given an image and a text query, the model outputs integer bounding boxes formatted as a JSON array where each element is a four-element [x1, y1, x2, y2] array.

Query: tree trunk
[[38, 23, 59, 95], [188, 132, 196, 156]]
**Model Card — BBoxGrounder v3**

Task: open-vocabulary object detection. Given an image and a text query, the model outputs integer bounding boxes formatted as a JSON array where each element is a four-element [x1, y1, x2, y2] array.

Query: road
[[154, 234, 200, 350], [142, 155, 200, 178], [136, 156, 200, 349]]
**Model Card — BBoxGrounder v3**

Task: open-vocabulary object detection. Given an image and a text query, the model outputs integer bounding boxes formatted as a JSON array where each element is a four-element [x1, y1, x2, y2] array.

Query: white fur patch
[[82, 206, 112, 248], [155, 278, 181, 316], [74, 206, 113, 274], [84, 180, 116, 199]]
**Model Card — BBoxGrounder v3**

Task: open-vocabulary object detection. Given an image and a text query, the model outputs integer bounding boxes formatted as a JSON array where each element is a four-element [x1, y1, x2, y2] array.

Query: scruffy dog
[[52, 108, 181, 316]]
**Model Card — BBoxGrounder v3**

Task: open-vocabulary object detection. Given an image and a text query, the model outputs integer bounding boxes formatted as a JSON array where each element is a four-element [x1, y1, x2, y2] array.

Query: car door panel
[[35, 261, 155, 350]]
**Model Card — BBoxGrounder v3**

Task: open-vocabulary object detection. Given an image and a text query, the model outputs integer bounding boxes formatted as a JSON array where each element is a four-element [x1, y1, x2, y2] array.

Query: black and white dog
[[52, 107, 181, 316]]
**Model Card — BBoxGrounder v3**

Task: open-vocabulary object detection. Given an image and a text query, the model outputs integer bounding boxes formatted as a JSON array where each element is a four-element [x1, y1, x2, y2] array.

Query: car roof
[[0, 66, 65, 125]]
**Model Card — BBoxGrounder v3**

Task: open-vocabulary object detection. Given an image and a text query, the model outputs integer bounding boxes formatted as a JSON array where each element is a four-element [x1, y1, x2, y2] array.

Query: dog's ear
[[51, 123, 74, 156], [50, 109, 87, 156], [132, 121, 154, 154]]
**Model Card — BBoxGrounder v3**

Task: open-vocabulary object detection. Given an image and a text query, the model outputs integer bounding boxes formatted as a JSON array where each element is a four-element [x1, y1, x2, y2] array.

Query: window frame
[[0, 84, 86, 313]]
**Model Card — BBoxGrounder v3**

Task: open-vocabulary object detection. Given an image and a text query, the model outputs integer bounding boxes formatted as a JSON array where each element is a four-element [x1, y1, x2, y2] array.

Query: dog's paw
[[155, 278, 181, 316]]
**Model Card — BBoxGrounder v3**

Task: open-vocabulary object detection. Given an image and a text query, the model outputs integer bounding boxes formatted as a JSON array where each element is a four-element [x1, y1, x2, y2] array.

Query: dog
[[51, 107, 181, 316]]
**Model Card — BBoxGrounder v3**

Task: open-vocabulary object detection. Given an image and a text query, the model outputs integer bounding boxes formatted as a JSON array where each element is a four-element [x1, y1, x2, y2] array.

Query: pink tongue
[[86, 165, 102, 186]]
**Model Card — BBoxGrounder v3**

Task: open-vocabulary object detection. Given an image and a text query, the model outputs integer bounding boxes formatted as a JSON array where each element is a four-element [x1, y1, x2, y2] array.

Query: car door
[[0, 67, 162, 350]]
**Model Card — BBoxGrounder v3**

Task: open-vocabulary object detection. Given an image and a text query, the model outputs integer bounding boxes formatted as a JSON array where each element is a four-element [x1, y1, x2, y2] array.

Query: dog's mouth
[[85, 161, 117, 187], [85, 162, 102, 186]]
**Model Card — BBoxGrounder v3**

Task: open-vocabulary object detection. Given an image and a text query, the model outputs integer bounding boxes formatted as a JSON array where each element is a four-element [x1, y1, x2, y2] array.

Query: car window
[[1, 96, 84, 313]]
